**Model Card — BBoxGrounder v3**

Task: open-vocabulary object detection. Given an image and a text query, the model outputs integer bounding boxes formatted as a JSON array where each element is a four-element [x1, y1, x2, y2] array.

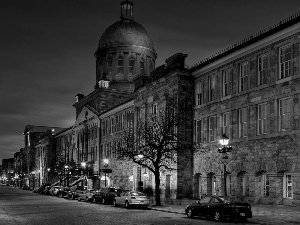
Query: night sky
[[1, 0, 300, 163]]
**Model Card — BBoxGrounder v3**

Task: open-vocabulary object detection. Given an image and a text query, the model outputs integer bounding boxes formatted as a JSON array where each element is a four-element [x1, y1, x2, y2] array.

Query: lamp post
[[81, 162, 87, 188], [137, 152, 144, 192], [64, 165, 69, 187], [218, 134, 232, 196], [103, 159, 109, 187]]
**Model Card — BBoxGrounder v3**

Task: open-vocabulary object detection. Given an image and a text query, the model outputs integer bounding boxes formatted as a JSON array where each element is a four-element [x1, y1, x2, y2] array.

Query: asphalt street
[[0, 185, 299, 225]]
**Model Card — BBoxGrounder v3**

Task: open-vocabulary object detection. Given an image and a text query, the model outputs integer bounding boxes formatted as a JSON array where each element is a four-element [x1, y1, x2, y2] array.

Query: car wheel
[[113, 199, 118, 207], [102, 198, 106, 205], [187, 208, 194, 218], [78, 197, 81, 201], [125, 201, 130, 209], [72, 194, 75, 200], [213, 211, 222, 221], [60, 193, 63, 198], [92, 197, 96, 203]]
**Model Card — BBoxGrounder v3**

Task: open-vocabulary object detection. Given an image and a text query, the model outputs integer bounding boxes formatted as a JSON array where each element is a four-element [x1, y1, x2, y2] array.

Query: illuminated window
[[222, 69, 231, 97], [222, 112, 230, 137], [107, 57, 112, 76], [117, 55, 124, 74], [239, 61, 249, 92], [258, 54, 268, 85], [279, 44, 291, 79], [239, 108, 247, 138], [129, 55, 135, 74], [195, 81, 203, 106], [284, 174, 293, 199], [279, 98, 291, 131], [208, 75, 216, 102], [257, 103, 267, 135]]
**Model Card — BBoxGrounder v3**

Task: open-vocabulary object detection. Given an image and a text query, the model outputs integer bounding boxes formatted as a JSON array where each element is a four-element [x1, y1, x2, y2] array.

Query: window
[[258, 103, 267, 135], [195, 81, 203, 106], [263, 174, 270, 197], [208, 75, 216, 102], [279, 44, 291, 79], [239, 61, 249, 92], [239, 108, 247, 138], [152, 103, 158, 116], [279, 98, 291, 131], [117, 55, 124, 74], [222, 112, 230, 137], [258, 54, 268, 85], [284, 174, 293, 199], [227, 175, 233, 195], [111, 118, 114, 134], [222, 69, 231, 97], [107, 57, 112, 76], [195, 120, 202, 143], [140, 57, 145, 75], [208, 116, 216, 142], [129, 55, 135, 74]]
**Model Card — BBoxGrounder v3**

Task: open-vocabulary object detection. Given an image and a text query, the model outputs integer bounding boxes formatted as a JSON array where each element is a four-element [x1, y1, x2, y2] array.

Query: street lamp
[[64, 165, 69, 187], [137, 152, 143, 192], [218, 134, 232, 196], [103, 159, 109, 187]]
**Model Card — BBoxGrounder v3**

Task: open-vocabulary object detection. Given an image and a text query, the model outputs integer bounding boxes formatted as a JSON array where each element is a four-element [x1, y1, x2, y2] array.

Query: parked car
[[78, 189, 96, 202], [66, 185, 85, 200], [42, 186, 51, 195], [185, 195, 252, 222], [113, 191, 150, 208], [21, 185, 30, 190], [93, 187, 122, 204], [49, 186, 61, 196], [57, 186, 70, 198]]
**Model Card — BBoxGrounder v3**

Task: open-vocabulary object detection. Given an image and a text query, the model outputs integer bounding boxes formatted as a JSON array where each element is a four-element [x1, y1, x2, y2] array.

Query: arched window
[[107, 57, 112, 76], [129, 55, 135, 74], [117, 55, 124, 74], [140, 57, 145, 75]]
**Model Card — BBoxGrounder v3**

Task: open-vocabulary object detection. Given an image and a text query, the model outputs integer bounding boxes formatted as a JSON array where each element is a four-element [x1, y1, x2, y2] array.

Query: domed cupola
[[94, 0, 157, 91]]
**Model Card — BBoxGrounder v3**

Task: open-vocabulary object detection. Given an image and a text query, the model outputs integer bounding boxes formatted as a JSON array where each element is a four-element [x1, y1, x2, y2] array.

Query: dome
[[97, 19, 155, 52]]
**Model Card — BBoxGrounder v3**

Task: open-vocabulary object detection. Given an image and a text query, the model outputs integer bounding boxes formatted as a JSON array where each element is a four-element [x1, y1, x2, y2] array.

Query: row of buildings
[[1, 1, 300, 206]]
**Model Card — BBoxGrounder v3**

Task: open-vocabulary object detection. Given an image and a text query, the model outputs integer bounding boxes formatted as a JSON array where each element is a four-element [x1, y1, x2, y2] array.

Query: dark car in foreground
[[92, 187, 122, 204], [185, 195, 252, 222]]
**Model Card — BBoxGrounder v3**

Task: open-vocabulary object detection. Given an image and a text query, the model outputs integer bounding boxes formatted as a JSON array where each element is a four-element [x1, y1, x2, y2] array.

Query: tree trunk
[[154, 170, 161, 206]]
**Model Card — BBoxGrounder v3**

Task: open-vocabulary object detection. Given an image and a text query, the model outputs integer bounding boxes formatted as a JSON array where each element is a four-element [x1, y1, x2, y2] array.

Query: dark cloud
[[1, 0, 300, 163]]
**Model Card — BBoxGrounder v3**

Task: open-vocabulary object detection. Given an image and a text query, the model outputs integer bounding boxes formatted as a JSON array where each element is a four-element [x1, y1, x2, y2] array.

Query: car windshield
[[130, 192, 145, 196], [218, 197, 230, 203]]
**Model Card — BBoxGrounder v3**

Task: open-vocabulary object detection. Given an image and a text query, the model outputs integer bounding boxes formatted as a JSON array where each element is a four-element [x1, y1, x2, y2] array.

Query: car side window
[[200, 197, 212, 204], [210, 197, 221, 203]]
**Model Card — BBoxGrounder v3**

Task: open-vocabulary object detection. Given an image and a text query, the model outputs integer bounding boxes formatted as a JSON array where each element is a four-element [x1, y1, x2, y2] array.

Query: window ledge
[[276, 77, 292, 84], [221, 95, 232, 101]]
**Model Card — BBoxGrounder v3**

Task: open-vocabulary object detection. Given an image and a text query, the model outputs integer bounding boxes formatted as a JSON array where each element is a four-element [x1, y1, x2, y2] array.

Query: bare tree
[[117, 103, 193, 206]]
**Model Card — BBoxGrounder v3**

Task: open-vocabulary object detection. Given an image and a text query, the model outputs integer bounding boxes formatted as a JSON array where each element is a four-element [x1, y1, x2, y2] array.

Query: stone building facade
[[192, 14, 300, 206]]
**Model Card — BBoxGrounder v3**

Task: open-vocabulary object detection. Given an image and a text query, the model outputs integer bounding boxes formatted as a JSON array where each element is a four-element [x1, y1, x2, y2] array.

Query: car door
[[196, 196, 212, 216], [208, 197, 224, 213], [119, 191, 128, 205]]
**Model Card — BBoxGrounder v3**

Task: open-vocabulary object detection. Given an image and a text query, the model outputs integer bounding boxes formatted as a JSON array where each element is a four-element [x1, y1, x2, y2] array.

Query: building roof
[[23, 125, 67, 135], [191, 12, 300, 72]]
